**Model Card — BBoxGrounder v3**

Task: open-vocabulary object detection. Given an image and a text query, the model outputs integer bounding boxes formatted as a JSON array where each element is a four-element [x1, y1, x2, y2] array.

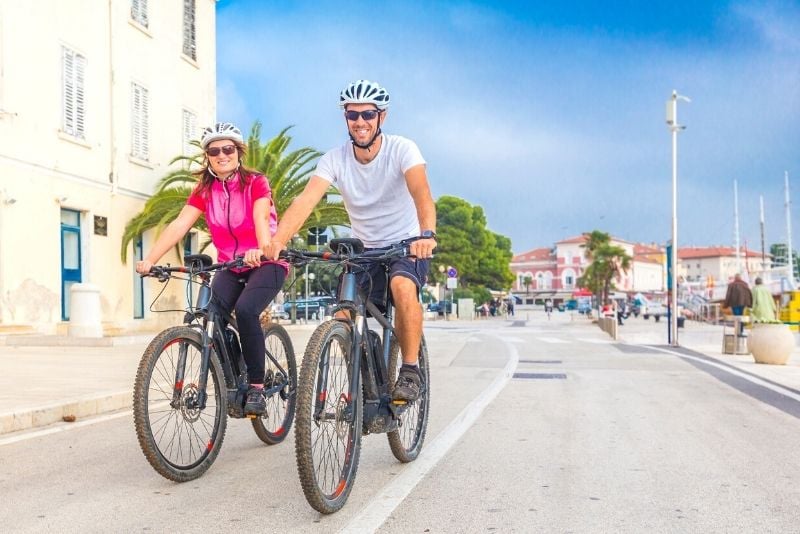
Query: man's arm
[[405, 163, 437, 258], [267, 176, 331, 259]]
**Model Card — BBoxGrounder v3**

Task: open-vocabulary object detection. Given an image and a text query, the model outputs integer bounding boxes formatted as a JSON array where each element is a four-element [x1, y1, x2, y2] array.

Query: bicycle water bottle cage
[[184, 254, 213, 270], [329, 238, 364, 255]]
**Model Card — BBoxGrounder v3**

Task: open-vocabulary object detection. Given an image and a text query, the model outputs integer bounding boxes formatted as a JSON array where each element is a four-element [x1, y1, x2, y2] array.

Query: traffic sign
[[447, 267, 458, 278]]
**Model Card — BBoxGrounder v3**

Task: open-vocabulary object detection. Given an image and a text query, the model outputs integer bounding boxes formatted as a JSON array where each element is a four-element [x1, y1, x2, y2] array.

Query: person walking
[[723, 273, 753, 334], [135, 122, 288, 416], [750, 277, 777, 322], [266, 80, 436, 402]]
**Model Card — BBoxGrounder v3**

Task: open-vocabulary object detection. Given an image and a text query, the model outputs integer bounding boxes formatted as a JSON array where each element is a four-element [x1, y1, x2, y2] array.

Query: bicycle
[[133, 254, 297, 482], [280, 237, 431, 514]]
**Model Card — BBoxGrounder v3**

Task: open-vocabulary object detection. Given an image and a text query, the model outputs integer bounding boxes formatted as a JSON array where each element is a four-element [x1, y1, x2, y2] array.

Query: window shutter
[[182, 0, 196, 60], [131, 83, 149, 160], [131, 0, 148, 27], [62, 46, 86, 139], [182, 109, 197, 155]]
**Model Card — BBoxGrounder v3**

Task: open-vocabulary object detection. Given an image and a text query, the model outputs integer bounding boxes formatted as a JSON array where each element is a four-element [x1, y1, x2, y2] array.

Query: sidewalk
[[615, 316, 800, 392], [0, 322, 318, 435]]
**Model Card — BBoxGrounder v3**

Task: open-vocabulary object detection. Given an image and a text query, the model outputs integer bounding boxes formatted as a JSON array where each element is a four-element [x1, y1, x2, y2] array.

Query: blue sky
[[216, 0, 799, 254]]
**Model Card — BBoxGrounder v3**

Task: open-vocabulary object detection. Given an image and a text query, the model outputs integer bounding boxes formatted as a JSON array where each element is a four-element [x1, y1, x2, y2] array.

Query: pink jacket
[[187, 173, 287, 272]]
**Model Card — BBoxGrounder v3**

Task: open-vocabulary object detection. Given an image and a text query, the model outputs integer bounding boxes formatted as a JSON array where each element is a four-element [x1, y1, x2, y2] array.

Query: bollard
[[68, 283, 103, 337]]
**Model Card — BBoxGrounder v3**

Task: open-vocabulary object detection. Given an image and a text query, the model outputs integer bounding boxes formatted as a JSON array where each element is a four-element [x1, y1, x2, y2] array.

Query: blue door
[[133, 235, 144, 318], [60, 209, 82, 320]]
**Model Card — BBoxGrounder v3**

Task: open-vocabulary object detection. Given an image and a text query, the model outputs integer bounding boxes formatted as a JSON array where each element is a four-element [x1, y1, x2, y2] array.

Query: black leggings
[[211, 263, 286, 384]]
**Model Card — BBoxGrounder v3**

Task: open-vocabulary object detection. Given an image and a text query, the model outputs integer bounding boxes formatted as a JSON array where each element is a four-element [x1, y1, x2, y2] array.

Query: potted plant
[[747, 320, 795, 365]]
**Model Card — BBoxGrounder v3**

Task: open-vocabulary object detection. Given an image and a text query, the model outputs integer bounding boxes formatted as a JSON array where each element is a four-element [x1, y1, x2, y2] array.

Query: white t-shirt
[[315, 134, 426, 248]]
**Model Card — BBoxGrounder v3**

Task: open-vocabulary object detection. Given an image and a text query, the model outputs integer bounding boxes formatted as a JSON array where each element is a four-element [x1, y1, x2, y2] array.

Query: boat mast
[[786, 171, 794, 285], [734, 179, 741, 274]]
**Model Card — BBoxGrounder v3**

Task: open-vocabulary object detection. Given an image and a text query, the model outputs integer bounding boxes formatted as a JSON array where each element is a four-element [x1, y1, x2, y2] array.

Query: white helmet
[[200, 122, 243, 149], [339, 80, 390, 110]]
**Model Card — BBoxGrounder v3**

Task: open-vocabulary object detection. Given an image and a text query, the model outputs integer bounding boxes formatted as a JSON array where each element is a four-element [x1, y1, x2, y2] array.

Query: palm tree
[[120, 122, 349, 263]]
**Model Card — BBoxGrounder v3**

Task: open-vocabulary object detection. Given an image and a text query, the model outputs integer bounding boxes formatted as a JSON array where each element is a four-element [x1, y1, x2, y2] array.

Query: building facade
[[0, 0, 217, 333]]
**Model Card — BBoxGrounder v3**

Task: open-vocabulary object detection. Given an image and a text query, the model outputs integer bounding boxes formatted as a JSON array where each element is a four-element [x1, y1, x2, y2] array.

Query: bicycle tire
[[295, 320, 363, 514], [133, 326, 227, 482], [252, 323, 297, 444], [387, 333, 431, 462]]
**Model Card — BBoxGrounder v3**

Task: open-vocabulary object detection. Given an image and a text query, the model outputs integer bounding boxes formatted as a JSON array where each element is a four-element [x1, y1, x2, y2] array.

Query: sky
[[215, 0, 800, 255]]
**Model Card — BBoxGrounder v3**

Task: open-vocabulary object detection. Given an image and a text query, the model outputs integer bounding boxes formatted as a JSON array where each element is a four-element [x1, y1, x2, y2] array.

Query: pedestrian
[[135, 122, 288, 416], [506, 294, 515, 316], [266, 80, 435, 402], [723, 273, 753, 334], [750, 277, 777, 322], [616, 300, 625, 326]]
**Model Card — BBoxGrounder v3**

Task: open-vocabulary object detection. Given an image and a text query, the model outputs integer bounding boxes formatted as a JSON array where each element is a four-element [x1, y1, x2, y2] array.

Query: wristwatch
[[421, 230, 437, 239]]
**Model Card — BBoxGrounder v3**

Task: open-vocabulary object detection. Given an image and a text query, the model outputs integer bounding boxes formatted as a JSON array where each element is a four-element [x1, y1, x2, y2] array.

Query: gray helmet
[[339, 79, 390, 110], [200, 122, 243, 149]]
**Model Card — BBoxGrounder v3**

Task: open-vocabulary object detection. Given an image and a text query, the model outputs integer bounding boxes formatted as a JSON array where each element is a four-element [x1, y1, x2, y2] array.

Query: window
[[131, 0, 148, 28], [61, 46, 86, 139], [182, 0, 196, 60], [182, 109, 197, 154], [131, 82, 149, 160]]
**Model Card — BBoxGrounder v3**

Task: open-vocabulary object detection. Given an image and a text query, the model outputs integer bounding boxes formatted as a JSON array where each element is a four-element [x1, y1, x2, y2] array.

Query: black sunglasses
[[206, 145, 237, 157], [345, 109, 382, 121]]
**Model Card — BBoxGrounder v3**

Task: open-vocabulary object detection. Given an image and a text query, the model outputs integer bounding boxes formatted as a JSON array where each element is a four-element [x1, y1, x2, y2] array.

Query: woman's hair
[[192, 139, 261, 195]]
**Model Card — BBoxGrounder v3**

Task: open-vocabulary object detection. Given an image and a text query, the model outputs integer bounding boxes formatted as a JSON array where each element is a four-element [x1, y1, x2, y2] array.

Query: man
[[723, 273, 753, 334], [750, 277, 777, 322], [267, 80, 436, 401]]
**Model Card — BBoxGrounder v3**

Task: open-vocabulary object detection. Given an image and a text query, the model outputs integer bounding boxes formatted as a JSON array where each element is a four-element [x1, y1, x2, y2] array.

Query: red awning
[[572, 288, 593, 297]]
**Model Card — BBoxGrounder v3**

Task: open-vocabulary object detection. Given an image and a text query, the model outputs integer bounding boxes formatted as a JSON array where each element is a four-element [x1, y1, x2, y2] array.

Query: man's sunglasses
[[206, 145, 237, 157], [345, 110, 382, 121]]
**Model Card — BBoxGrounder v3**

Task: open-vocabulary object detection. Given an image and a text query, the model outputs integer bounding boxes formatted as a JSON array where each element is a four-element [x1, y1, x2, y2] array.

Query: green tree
[[120, 122, 349, 263], [523, 275, 533, 294], [577, 230, 631, 304], [769, 243, 800, 279], [433, 196, 514, 291]]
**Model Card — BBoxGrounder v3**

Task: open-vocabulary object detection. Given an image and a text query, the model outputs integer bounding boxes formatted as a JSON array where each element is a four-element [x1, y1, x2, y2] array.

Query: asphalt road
[[2, 313, 800, 533]]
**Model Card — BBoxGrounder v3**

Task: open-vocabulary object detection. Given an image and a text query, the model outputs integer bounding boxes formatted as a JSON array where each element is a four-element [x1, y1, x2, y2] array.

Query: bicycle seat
[[184, 254, 213, 269], [329, 238, 364, 255]]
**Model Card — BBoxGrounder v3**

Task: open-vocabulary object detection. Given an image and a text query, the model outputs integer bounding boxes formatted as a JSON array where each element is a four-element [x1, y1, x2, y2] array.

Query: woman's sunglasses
[[206, 145, 237, 157], [345, 110, 381, 121]]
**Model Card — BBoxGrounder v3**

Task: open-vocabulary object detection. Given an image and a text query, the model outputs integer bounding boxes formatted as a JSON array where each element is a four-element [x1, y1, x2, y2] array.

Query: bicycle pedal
[[391, 399, 408, 406], [246, 414, 257, 419]]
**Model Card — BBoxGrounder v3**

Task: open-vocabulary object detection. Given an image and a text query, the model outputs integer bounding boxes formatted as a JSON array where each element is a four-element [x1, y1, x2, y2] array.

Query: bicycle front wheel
[[295, 320, 362, 514], [133, 326, 227, 482], [387, 333, 431, 462], [252, 323, 297, 444]]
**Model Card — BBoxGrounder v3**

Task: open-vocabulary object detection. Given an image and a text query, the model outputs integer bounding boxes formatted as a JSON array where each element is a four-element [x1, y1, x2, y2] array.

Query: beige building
[[678, 246, 767, 286], [0, 0, 217, 333]]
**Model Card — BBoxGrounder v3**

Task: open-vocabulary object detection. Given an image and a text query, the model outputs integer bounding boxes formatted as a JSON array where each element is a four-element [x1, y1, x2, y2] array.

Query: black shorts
[[351, 254, 430, 311]]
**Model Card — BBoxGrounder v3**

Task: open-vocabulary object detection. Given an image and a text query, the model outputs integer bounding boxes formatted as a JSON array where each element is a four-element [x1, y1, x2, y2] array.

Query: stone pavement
[[2, 315, 800, 436]]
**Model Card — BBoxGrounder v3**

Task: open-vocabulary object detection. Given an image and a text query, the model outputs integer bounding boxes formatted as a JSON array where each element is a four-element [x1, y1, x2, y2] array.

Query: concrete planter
[[747, 323, 794, 365]]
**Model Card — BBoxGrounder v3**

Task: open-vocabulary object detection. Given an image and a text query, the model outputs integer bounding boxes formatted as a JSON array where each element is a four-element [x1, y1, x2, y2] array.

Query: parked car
[[283, 296, 335, 319], [426, 301, 453, 315], [269, 302, 289, 321]]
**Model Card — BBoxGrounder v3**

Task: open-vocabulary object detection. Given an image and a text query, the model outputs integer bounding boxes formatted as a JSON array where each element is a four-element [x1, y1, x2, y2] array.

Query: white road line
[[536, 336, 568, 344], [0, 410, 131, 446], [650, 346, 800, 403], [576, 337, 615, 344], [341, 334, 519, 534]]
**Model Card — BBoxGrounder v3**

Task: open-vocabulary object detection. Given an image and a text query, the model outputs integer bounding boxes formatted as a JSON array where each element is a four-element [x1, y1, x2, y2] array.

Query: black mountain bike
[[281, 238, 431, 514], [133, 254, 297, 482]]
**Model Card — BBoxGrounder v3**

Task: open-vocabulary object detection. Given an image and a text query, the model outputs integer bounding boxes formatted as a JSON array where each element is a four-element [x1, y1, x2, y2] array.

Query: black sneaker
[[244, 387, 266, 416], [392, 366, 421, 402]]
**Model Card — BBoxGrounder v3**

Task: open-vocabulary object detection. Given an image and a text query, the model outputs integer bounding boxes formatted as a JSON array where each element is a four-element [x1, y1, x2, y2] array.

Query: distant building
[[510, 234, 665, 304], [677, 246, 768, 287], [0, 1, 217, 333]]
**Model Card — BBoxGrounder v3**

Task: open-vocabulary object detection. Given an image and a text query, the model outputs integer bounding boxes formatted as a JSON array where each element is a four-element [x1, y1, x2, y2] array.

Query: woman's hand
[[243, 248, 264, 267]]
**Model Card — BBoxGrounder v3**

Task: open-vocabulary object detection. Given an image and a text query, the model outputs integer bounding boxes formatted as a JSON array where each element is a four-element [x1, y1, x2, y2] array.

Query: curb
[[0, 389, 131, 435], [0, 335, 155, 347]]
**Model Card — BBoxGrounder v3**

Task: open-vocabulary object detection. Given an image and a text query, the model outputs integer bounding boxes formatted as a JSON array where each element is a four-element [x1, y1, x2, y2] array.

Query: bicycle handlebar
[[143, 256, 246, 281], [278, 239, 417, 266]]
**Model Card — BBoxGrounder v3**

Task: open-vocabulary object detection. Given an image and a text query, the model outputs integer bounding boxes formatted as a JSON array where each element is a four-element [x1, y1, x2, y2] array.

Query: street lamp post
[[666, 90, 690, 346]]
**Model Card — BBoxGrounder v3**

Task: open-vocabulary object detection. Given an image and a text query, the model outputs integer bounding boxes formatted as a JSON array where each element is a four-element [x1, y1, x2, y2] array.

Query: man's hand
[[136, 260, 154, 275], [263, 240, 286, 261], [410, 237, 436, 259]]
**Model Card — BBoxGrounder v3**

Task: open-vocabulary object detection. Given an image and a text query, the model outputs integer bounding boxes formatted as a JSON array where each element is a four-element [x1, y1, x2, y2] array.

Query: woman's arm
[[135, 205, 202, 274]]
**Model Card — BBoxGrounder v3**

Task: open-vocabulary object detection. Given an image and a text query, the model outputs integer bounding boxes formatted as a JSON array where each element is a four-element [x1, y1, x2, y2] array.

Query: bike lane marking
[[0, 410, 131, 446], [340, 333, 519, 534]]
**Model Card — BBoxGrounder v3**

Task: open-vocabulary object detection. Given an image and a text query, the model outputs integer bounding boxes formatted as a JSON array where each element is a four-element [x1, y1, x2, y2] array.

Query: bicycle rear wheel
[[295, 320, 362, 514], [133, 326, 227, 482], [252, 323, 297, 444], [387, 333, 430, 462]]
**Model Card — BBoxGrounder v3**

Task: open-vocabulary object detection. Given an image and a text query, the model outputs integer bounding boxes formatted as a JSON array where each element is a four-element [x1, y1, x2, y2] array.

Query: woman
[[136, 122, 287, 416]]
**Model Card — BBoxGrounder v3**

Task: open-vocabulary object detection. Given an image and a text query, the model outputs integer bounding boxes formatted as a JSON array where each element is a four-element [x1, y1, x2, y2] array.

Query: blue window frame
[[60, 209, 82, 320], [133, 235, 144, 318]]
